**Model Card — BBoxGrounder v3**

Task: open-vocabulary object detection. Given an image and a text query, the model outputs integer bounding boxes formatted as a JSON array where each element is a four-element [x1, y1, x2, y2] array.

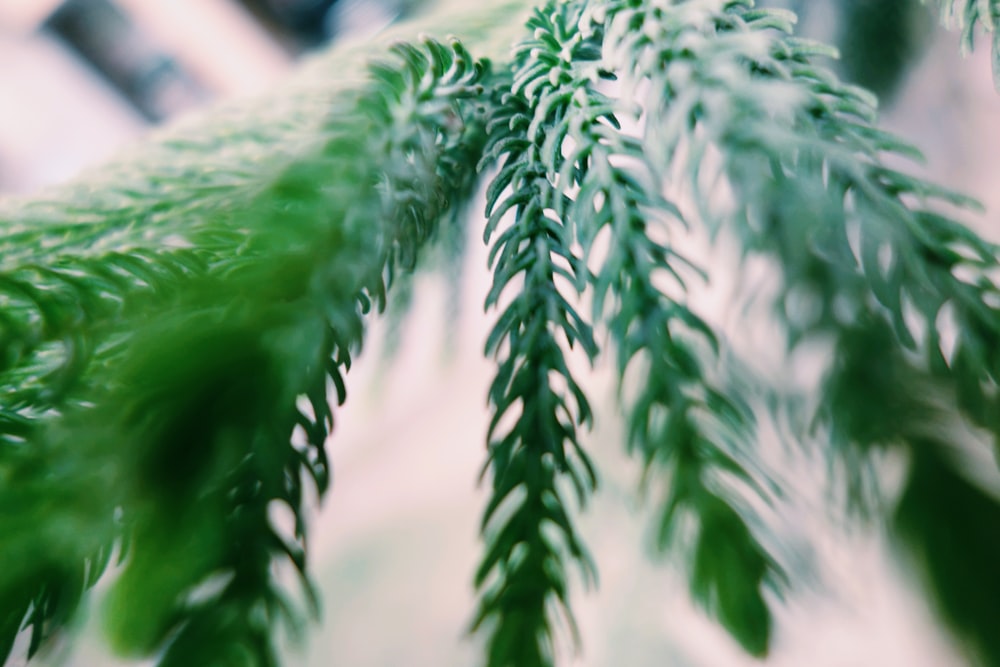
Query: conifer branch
[[474, 3, 601, 664], [4, 1, 1000, 666], [502, 0, 787, 656], [0, 37, 487, 665], [931, 0, 1000, 88], [588, 1, 1000, 661]]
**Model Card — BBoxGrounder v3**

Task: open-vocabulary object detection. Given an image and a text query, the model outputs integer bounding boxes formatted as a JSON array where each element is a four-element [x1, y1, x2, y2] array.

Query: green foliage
[[474, 4, 600, 665], [895, 443, 1000, 667], [3, 0, 1000, 666], [1, 32, 488, 666], [933, 0, 1000, 88]]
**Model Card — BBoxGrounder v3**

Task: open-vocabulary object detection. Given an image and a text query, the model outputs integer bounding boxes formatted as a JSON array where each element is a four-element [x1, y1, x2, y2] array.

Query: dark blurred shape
[[836, 0, 933, 105], [44, 0, 207, 121], [239, 0, 340, 47], [894, 443, 1000, 667], [265, 0, 338, 36], [237, 0, 421, 48]]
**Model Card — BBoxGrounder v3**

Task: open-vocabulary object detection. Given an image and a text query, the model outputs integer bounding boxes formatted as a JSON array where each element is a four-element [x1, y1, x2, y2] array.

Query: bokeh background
[[2, 1, 999, 665]]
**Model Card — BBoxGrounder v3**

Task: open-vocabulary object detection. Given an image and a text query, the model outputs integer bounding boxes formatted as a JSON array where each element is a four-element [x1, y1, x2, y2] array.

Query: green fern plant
[[2, 0, 1000, 665]]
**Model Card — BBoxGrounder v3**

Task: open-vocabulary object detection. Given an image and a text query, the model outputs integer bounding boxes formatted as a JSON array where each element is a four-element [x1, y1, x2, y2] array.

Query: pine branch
[[931, 0, 1000, 88], [4, 1, 1000, 666], [587, 0, 1000, 661], [474, 3, 601, 664], [492, 2, 782, 655], [0, 35, 488, 665]]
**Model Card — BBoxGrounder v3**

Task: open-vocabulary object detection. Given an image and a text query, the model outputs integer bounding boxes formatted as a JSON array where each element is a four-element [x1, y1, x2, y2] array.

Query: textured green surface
[[3, 1, 1000, 665]]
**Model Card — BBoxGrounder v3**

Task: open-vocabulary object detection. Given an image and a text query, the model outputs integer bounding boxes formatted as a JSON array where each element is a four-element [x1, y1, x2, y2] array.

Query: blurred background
[[1, 1, 999, 666], [0, 0, 420, 195]]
